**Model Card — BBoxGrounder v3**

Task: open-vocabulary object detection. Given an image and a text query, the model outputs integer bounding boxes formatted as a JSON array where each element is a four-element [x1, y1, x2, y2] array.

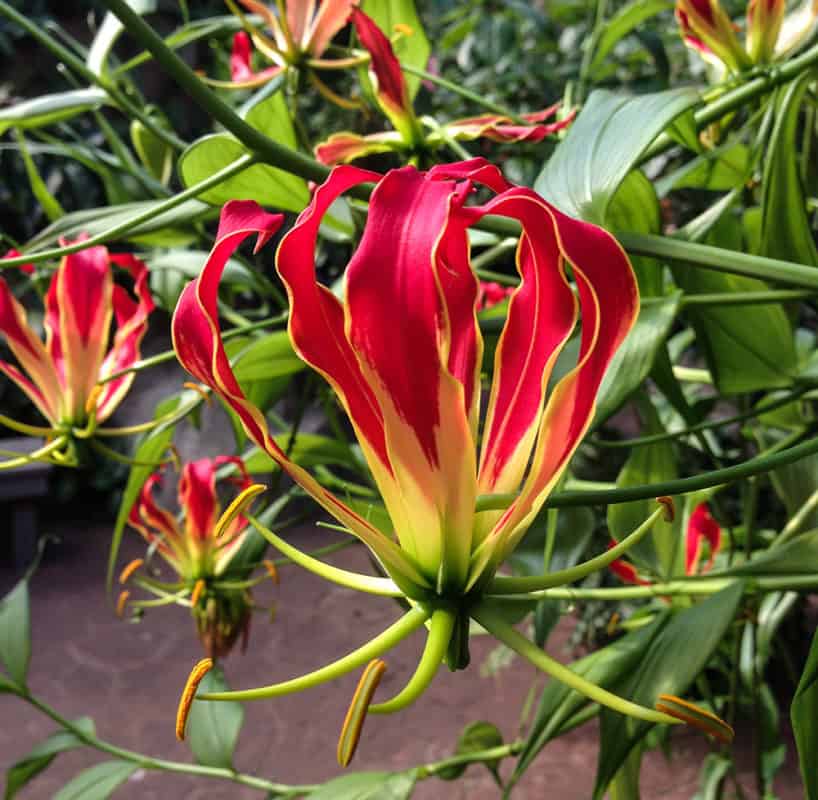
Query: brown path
[[0, 520, 806, 799]]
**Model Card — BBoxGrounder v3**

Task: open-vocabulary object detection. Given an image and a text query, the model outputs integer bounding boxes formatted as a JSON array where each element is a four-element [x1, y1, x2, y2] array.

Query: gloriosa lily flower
[[314, 11, 573, 165], [124, 456, 268, 658], [169, 157, 672, 746], [677, 0, 818, 71], [0, 242, 153, 458], [610, 503, 722, 584]]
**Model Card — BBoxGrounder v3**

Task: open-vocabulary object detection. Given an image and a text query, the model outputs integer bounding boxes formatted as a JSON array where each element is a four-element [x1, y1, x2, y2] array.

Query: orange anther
[[119, 558, 144, 584], [337, 659, 387, 767], [116, 590, 130, 618], [656, 496, 675, 523], [191, 579, 206, 607], [175, 658, 214, 741], [263, 559, 280, 585]]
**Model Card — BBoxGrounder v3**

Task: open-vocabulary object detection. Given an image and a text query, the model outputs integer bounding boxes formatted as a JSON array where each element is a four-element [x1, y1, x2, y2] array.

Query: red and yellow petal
[[445, 105, 575, 145], [305, 0, 357, 56], [686, 503, 722, 574], [229, 32, 284, 88], [314, 131, 400, 166], [179, 458, 220, 544]]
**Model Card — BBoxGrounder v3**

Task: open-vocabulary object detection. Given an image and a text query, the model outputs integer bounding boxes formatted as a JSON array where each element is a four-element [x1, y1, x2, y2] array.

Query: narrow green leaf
[[792, 628, 818, 799], [186, 666, 244, 769], [178, 134, 309, 211], [5, 718, 95, 800], [437, 721, 504, 780], [130, 119, 173, 184], [715, 530, 818, 575], [306, 770, 417, 800], [53, 761, 136, 800], [231, 331, 305, 383], [0, 580, 30, 687], [693, 753, 732, 800], [13, 130, 64, 221], [87, 0, 156, 75], [242, 433, 351, 473], [593, 582, 744, 798], [535, 88, 699, 224], [0, 89, 108, 135]]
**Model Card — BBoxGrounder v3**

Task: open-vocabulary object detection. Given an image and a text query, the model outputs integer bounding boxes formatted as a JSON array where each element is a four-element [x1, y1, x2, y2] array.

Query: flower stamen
[[176, 658, 214, 740], [337, 659, 387, 767], [119, 558, 144, 584]]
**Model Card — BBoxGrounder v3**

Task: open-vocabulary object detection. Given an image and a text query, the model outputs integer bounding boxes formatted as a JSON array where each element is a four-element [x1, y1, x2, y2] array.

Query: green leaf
[[792, 627, 818, 799], [306, 770, 417, 799], [242, 433, 351, 473], [87, 0, 156, 75], [5, 718, 95, 800], [244, 90, 297, 148], [595, 293, 681, 426], [361, 0, 430, 98], [609, 745, 642, 800], [178, 134, 309, 212], [186, 665, 244, 769], [53, 761, 137, 800], [594, 582, 744, 798], [512, 616, 668, 785], [588, 0, 674, 75], [130, 119, 173, 184], [693, 753, 732, 800], [13, 130, 64, 221], [715, 530, 818, 575], [437, 721, 504, 780], [0, 580, 30, 687], [534, 88, 699, 224], [0, 89, 109, 135], [760, 73, 818, 268], [231, 331, 305, 383], [658, 142, 749, 194]]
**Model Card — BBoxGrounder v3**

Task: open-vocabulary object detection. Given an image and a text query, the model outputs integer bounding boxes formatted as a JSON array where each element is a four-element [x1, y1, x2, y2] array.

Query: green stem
[[774, 484, 818, 547], [199, 606, 429, 701], [489, 504, 667, 594], [247, 515, 403, 597], [102, 0, 330, 183], [21, 692, 312, 796], [1, 155, 255, 268], [679, 289, 813, 307], [472, 603, 679, 725], [419, 741, 523, 779], [478, 429, 818, 510], [370, 608, 456, 714], [0, 436, 69, 470], [0, 414, 58, 437]]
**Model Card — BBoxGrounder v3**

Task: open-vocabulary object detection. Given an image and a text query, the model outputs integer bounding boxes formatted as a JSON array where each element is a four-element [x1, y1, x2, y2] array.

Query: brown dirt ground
[[0, 519, 808, 799]]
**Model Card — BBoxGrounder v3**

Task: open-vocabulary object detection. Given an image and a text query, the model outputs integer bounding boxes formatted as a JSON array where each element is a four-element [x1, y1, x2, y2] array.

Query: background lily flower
[[126, 456, 261, 658], [0, 241, 154, 430], [173, 159, 638, 598], [610, 502, 722, 584]]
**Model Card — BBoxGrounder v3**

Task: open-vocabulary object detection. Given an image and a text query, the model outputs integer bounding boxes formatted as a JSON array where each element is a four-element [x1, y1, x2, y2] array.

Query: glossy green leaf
[[0, 89, 108, 135], [512, 616, 668, 785], [5, 718, 95, 800], [244, 90, 297, 147], [588, 0, 674, 74], [130, 119, 173, 184], [0, 580, 30, 687], [792, 627, 818, 799], [437, 721, 504, 780], [594, 582, 744, 798], [715, 530, 818, 575], [658, 142, 749, 194], [361, 0, 429, 98], [306, 770, 417, 799], [535, 88, 699, 224], [231, 331, 305, 383], [595, 293, 681, 426], [186, 666, 244, 769], [178, 134, 309, 212], [607, 398, 680, 577], [53, 761, 137, 800], [760, 73, 818, 269]]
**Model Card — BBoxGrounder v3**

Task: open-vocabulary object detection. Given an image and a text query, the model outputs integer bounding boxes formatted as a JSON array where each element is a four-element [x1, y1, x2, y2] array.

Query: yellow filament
[[337, 659, 387, 767], [213, 484, 266, 539], [655, 694, 734, 743], [119, 559, 144, 584], [176, 658, 214, 741], [183, 381, 213, 407], [116, 590, 130, 618], [190, 579, 206, 607], [656, 496, 676, 523], [263, 559, 280, 585]]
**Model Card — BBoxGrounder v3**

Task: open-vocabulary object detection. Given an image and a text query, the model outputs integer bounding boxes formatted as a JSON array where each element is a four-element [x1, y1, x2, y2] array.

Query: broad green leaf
[[792, 627, 818, 799], [535, 88, 699, 224], [306, 770, 417, 799], [53, 761, 136, 800], [673, 214, 796, 394], [0, 89, 108, 135], [27, 199, 211, 249], [130, 119, 173, 184], [361, 0, 429, 98], [242, 433, 352, 473], [595, 293, 681, 426], [244, 90, 297, 148], [594, 582, 744, 798], [588, 0, 674, 74], [606, 171, 663, 296], [607, 398, 680, 577], [512, 616, 668, 785], [231, 331, 305, 383], [658, 142, 749, 194], [5, 718, 95, 799], [87, 0, 156, 75], [609, 745, 642, 800], [0, 580, 30, 687], [186, 666, 244, 769], [178, 134, 309, 211], [760, 72, 818, 268], [14, 130, 64, 221], [437, 721, 503, 780], [715, 530, 818, 575]]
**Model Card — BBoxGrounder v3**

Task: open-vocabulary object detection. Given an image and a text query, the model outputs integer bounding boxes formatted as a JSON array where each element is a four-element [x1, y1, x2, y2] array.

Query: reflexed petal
[[179, 459, 220, 543], [446, 105, 575, 144], [306, 0, 357, 56], [747, 0, 785, 61], [129, 471, 185, 569], [685, 503, 721, 574], [286, 0, 317, 49], [675, 0, 750, 71], [172, 200, 428, 592], [314, 131, 401, 165], [229, 31, 283, 88], [608, 550, 650, 586], [775, 0, 818, 56], [2, 249, 35, 275]]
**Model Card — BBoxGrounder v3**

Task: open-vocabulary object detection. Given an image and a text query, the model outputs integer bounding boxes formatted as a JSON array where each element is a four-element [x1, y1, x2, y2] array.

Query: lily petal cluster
[[610, 502, 722, 584], [125, 456, 266, 658], [677, 0, 818, 71], [0, 242, 153, 433], [314, 11, 573, 165]]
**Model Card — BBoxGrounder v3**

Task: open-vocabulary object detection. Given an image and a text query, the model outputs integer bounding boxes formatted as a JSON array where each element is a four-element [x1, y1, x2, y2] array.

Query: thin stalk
[[489, 504, 667, 594], [478, 429, 818, 510], [472, 604, 679, 725], [0, 414, 59, 437], [199, 606, 429, 701], [679, 289, 813, 307], [774, 484, 818, 547], [0, 436, 68, 470], [1, 155, 256, 268]]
